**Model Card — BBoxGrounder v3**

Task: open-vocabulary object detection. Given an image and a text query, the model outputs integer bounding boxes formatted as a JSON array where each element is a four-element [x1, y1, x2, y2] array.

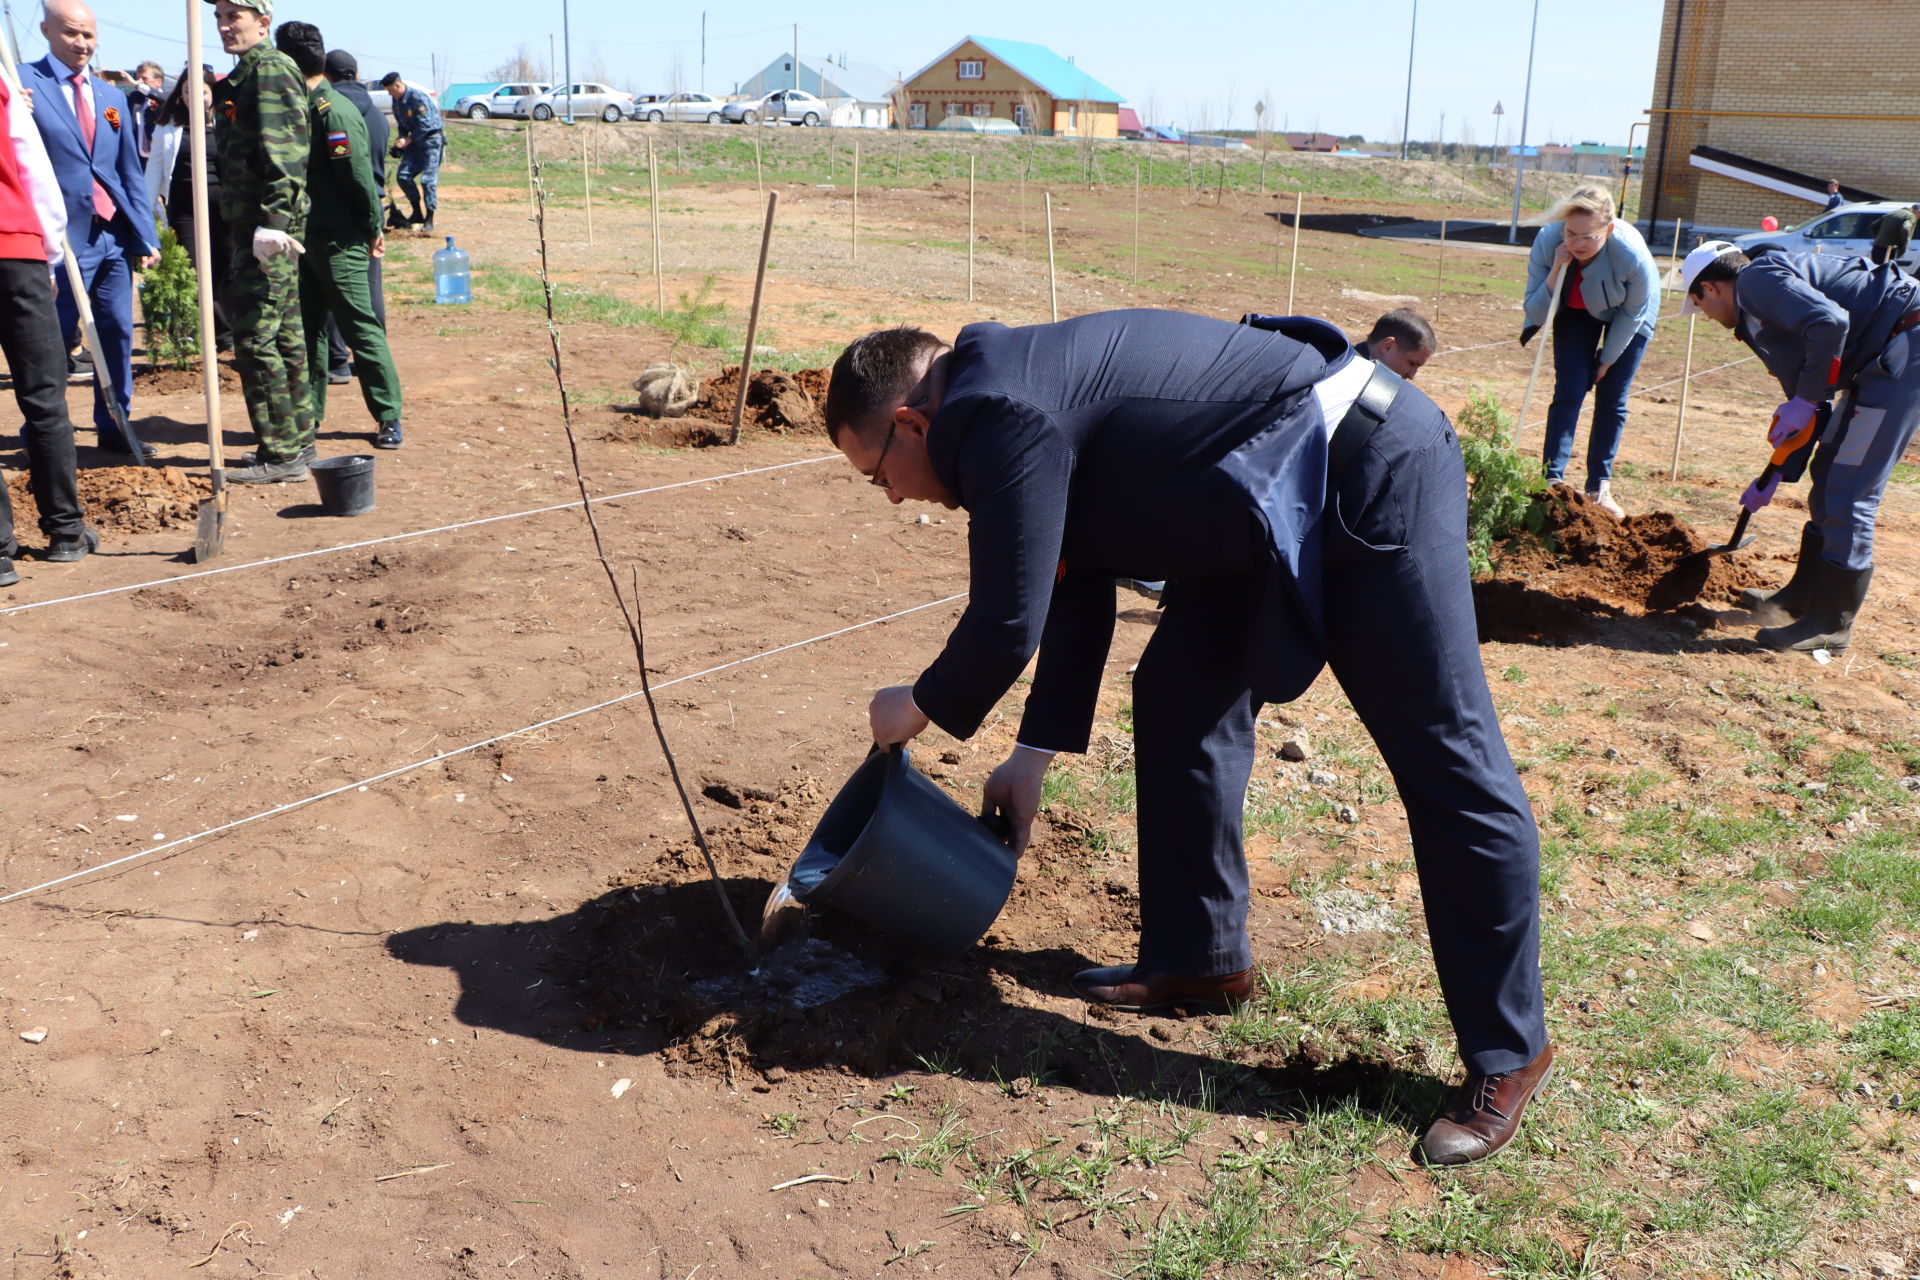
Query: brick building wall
[[1646, 0, 1920, 232], [900, 39, 1119, 137]]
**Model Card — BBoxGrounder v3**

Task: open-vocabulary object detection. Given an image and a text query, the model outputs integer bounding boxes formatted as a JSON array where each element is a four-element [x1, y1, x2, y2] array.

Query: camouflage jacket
[[393, 86, 442, 143], [303, 82, 380, 244], [212, 42, 309, 233]]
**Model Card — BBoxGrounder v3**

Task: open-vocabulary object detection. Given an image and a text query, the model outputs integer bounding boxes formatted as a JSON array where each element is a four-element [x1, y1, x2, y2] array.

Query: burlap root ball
[[631, 362, 699, 418]]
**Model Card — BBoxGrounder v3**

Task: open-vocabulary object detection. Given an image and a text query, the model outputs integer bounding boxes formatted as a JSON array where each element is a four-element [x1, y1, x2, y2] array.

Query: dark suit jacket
[[23, 55, 158, 257], [912, 309, 1360, 752], [330, 79, 389, 190]]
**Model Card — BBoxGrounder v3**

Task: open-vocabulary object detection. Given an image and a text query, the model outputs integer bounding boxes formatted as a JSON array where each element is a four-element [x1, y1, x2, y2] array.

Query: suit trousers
[[54, 215, 135, 443], [1807, 329, 1920, 570], [300, 240, 402, 425], [0, 257, 85, 548], [1131, 402, 1547, 1076]]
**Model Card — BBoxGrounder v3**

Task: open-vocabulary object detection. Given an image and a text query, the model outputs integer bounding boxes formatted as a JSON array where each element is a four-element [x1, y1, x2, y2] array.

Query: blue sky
[[24, 0, 1663, 145]]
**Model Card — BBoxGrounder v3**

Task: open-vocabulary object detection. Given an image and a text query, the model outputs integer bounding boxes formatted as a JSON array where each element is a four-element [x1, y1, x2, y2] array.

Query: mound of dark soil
[[1490, 488, 1775, 613], [6, 465, 212, 539], [686, 366, 823, 435]]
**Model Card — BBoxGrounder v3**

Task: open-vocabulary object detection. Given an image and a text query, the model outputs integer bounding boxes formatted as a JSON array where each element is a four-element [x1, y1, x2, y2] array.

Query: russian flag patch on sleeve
[[328, 131, 351, 158]]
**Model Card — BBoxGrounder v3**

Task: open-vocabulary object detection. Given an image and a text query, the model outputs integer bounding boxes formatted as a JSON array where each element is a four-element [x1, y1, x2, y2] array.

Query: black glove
[[1519, 324, 1541, 348], [388, 142, 406, 159]]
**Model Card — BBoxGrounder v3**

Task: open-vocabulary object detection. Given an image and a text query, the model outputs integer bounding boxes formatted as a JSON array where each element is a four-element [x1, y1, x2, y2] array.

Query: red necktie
[[71, 73, 116, 223]]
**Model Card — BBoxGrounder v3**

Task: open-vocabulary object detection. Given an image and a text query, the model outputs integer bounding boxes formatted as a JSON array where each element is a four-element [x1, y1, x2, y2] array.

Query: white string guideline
[[0, 455, 839, 618], [0, 592, 970, 906]]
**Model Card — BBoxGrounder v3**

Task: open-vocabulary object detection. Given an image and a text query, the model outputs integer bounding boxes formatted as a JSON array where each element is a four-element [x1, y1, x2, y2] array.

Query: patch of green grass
[[1846, 1007, 1920, 1068]]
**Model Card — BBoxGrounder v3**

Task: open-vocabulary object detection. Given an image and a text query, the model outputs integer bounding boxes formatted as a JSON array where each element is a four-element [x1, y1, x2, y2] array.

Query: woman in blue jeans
[[1522, 186, 1661, 517]]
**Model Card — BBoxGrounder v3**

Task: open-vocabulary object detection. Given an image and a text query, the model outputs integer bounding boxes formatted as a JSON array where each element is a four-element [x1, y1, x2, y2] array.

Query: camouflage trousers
[[223, 237, 315, 460]]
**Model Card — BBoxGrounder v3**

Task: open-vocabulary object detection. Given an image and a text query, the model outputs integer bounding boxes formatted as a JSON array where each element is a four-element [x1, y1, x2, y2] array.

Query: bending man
[[827, 310, 1552, 1166]]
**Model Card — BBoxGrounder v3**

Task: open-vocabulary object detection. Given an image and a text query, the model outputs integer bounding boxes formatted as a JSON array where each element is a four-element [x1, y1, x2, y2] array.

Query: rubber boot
[[1740, 523, 1821, 626], [1756, 560, 1873, 652]]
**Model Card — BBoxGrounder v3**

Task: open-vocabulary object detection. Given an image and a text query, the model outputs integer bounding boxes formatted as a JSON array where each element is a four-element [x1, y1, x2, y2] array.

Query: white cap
[[1678, 240, 1739, 314]]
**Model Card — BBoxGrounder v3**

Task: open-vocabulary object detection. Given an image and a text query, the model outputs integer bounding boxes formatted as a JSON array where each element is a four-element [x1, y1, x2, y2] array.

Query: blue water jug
[[433, 236, 471, 305]]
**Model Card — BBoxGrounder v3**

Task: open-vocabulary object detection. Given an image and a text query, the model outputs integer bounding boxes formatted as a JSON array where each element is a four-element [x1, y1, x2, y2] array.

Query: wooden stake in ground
[[1044, 191, 1058, 323], [647, 135, 664, 312], [754, 133, 763, 196], [524, 121, 535, 219], [1516, 268, 1566, 437], [850, 135, 859, 263], [582, 128, 593, 246], [182, 0, 225, 560], [528, 163, 755, 963], [1132, 159, 1141, 282], [731, 190, 779, 447], [1286, 190, 1303, 313], [1670, 313, 1698, 478], [1436, 215, 1448, 326], [967, 155, 976, 302]]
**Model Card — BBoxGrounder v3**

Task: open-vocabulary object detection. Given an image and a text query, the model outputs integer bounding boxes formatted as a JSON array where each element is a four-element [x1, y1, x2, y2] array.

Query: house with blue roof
[[899, 36, 1123, 137]]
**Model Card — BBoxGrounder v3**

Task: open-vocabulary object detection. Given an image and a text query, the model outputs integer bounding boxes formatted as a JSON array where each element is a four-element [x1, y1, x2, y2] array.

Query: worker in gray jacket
[[1682, 241, 1920, 652]]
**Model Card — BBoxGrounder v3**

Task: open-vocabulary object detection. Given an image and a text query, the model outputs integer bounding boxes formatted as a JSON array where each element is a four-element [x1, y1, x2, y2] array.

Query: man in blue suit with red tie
[[828, 310, 1554, 1165], [25, 0, 159, 459]]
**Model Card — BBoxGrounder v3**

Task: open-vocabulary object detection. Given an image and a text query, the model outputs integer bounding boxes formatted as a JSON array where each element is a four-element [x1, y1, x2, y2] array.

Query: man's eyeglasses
[[869, 392, 930, 489]]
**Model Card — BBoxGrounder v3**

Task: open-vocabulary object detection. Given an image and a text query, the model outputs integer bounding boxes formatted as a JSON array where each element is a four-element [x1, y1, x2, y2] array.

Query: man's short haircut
[[136, 60, 164, 78], [379, 72, 402, 88], [324, 49, 358, 81], [1547, 183, 1615, 225], [1367, 308, 1436, 353], [825, 327, 947, 444], [274, 20, 326, 78], [1689, 248, 1750, 295]]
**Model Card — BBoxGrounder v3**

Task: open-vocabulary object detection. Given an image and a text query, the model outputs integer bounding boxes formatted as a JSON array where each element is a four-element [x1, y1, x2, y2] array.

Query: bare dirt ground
[[2, 144, 1917, 1280]]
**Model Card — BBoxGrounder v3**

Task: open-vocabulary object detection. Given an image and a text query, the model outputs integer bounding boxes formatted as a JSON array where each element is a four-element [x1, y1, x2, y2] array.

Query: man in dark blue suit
[[25, 0, 159, 456], [827, 310, 1554, 1165]]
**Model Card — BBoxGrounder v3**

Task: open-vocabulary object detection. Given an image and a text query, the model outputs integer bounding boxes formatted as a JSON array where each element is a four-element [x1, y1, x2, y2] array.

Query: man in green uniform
[[209, 0, 315, 484], [275, 21, 403, 450]]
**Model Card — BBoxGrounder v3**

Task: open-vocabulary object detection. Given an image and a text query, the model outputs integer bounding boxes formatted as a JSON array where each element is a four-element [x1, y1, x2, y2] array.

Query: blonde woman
[[1521, 186, 1660, 517]]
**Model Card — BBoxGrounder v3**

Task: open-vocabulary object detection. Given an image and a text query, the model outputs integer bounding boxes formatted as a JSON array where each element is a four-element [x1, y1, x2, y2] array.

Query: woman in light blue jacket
[[1522, 185, 1661, 517]]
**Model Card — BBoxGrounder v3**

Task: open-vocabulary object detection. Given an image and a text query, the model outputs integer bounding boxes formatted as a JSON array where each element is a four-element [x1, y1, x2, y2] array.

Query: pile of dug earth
[[5, 466, 212, 540], [606, 366, 828, 448], [1480, 488, 1776, 626]]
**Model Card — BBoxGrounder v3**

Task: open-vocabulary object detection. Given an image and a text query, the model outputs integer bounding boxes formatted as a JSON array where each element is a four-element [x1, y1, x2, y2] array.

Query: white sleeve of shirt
[[1312, 353, 1376, 440], [8, 85, 67, 271]]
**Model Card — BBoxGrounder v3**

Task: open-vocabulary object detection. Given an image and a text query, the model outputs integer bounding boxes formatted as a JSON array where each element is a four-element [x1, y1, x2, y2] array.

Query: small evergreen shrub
[[1456, 388, 1547, 577]]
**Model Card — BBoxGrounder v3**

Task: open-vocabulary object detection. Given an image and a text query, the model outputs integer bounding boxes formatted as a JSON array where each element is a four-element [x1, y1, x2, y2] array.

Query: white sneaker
[[1587, 480, 1626, 519]]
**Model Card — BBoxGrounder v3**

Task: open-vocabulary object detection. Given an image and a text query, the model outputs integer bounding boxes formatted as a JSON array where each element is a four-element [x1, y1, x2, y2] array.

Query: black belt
[[1327, 361, 1404, 479]]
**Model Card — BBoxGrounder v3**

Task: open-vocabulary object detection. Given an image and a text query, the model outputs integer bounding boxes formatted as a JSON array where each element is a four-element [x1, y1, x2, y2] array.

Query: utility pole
[[792, 23, 799, 91], [1507, 0, 1541, 243], [700, 12, 706, 93], [1398, 0, 1416, 162], [562, 0, 574, 123]]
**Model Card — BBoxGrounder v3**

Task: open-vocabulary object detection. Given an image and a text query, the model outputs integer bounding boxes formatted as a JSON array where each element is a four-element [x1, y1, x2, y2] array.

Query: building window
[[1012, 103, 1030, 129], [944, 101, 965, 120], [1068, 104, 1079, 131], [957, 59, 984, 79], [973, 102, 989, 117], [909, 101, 926, 129]]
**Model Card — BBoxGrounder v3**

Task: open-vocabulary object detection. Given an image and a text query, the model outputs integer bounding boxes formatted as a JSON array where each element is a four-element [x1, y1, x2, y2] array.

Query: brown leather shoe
[[1417, 1044, 1556, 1166], [1070, 965, 1254, 1016]]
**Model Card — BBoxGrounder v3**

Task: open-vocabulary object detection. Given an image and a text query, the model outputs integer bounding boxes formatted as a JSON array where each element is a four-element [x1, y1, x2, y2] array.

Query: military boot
[[1756, 560, 1873, 653], [1740, 523, 1822, 627]]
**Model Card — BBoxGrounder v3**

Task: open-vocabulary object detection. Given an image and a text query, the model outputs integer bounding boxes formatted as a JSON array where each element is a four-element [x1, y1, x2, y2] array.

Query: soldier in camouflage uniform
[[380, 73, 441, 233], [275, 21, 403, 450], [209, 0, 315, 484]]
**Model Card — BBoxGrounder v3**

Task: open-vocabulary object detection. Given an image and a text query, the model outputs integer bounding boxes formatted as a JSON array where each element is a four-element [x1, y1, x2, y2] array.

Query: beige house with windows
[[898, 35, 1123, 137]]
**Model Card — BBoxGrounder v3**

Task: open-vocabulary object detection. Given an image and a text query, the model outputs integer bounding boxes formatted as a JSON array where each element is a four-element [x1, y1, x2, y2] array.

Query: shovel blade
[[190, 499, 225, 562], [1695, 533, 1755, 559]]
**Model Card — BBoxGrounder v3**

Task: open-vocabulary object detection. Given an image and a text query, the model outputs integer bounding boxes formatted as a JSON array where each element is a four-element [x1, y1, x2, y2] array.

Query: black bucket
[[784, 746, 1018, 956], [310, 455, 376, 516]]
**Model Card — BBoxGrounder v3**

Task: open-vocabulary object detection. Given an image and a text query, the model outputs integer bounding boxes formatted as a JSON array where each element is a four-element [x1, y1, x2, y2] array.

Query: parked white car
[[1732, 201, 1920, 268], [453, 82, 550, 120], [721, 89, 828, 126], [526, 82, 634, 123], [633, 92, 727, 123]]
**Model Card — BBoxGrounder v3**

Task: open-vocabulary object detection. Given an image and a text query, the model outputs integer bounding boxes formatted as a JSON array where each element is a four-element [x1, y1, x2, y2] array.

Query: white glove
[[251, 227, 306, 265]]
